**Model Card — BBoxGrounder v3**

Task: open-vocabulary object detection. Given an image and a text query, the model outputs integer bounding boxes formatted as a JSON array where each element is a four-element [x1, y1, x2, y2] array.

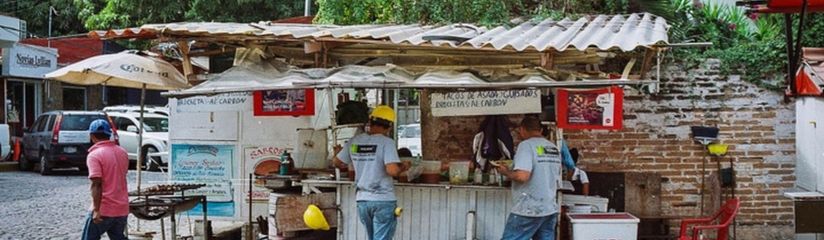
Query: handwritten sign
[[244, 146, 286, 201], [430, 89, 542, 117], [171, 144, 235, 217], [175, 92, 252, 113]]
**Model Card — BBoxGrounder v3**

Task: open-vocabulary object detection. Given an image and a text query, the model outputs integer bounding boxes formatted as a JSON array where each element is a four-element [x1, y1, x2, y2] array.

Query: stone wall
[[420, 60, 795, 237]]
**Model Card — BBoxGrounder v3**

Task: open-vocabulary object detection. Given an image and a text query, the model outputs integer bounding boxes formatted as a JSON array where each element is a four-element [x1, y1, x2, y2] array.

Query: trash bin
[[568, 213, 639, 240]]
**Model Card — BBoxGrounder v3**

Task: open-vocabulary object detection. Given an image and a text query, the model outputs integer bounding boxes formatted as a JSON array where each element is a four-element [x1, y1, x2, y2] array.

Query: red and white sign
[[556, 86, 623, 130]]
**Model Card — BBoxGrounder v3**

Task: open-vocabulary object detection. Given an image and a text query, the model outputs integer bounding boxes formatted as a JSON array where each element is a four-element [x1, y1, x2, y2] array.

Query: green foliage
[[0, 0, 91, 37], [77, 0, 306, 30], [315, 0, 521, 26]]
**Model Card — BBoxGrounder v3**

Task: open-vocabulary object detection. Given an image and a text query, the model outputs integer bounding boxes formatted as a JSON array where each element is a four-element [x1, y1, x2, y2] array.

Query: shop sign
[[171, 144, 236, 217], [430, 89, 542, 117], [2, 43, 57, 79], [175, 92, 252, 113], [556, 86, 623, 130], [243, 146, 286, 201]]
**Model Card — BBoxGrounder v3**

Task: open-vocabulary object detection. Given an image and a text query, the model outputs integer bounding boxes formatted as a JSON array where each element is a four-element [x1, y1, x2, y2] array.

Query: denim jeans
[[81, 212, 128, 240], [356, 201, 397, 240], [501, 213, 558, 240]]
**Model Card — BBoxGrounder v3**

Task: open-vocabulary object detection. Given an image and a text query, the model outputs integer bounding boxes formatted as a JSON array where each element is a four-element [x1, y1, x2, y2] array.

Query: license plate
[[64, 146, 77, 154]]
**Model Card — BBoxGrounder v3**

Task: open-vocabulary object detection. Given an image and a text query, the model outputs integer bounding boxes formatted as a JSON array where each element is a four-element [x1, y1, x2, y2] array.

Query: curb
[[0, 162, 19, 172]]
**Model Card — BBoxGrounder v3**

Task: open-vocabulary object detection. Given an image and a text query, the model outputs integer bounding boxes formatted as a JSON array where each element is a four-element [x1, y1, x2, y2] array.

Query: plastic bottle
[[280, 150, 291, 175]]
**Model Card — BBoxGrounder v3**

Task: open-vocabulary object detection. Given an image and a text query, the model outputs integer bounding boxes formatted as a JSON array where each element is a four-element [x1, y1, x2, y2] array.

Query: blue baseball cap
[[88, 119, 113, 136]]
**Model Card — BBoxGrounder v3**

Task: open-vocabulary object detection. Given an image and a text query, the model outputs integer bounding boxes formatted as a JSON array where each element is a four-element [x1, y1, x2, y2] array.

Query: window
[[114, 117, 132, 131], [59, 114, 107, 131], [33, 115, 47, 132], [136, 117, 169, 132], [45, 115, 55, 131]]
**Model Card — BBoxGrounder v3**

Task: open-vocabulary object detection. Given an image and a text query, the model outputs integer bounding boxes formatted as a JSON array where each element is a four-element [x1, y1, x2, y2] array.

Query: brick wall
[[421, 60, 795, 237]]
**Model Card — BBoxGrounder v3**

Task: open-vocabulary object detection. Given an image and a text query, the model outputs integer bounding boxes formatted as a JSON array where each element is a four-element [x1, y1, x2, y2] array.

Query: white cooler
[[568, 213, 640, 240]]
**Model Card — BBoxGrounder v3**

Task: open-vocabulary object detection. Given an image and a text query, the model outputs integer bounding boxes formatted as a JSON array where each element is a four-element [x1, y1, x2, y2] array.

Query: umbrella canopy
[[45, 50, 188, 90]]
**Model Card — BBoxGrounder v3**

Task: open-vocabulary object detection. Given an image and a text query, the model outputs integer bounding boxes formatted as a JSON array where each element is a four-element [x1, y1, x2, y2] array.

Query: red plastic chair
[[679, 198, 740, 240]]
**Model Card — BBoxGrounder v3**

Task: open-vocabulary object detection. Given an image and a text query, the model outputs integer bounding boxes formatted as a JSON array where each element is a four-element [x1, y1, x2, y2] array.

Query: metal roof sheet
[[90, 13, 668, 52]]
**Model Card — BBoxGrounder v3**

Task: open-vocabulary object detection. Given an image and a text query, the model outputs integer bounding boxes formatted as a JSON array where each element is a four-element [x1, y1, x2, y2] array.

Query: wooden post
[[177, 41, 194, 81], [540, 51, 555, 70], [639, 48, 657, 79]]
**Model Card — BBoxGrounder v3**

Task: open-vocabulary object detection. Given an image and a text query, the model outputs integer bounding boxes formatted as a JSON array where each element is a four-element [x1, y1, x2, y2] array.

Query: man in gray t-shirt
[[496, 116, 561, 240], [333, 105, 406, 240]]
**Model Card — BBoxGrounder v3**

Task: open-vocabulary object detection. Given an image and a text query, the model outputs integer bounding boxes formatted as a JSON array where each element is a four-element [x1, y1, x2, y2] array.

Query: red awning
[[797, 48, 824, 96], [749, 0, 824, 13], [21, 38, 104, 65]]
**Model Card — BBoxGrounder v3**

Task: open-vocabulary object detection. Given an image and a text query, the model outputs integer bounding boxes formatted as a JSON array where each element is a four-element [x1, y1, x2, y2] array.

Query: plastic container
[[562, 194, 610, 212], [568, 213, 639, 240], [449, 161, 470, 184], [569, 204, 594, 214], [420, 161, 442, 184]]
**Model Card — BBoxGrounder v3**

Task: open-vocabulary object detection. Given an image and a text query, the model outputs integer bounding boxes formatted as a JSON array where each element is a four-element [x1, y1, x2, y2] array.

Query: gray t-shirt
[[510, 137, 562, 217], [337, 133, 400, 201]]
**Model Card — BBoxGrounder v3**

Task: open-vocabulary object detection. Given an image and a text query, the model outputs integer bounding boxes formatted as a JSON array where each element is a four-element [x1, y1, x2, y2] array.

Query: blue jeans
[[81, 212, 128, 240], [501, 213, 558, 240], [356, 201, 397, 240]]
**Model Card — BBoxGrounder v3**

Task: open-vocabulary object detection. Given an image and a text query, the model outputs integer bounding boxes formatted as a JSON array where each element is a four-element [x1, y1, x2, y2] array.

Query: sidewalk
[[0, 161, 18, 172]]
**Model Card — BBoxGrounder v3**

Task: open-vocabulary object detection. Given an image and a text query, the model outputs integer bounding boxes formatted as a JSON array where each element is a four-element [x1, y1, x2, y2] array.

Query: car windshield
[[400, 125, 420, 138], [137, 117, 169, 132], [60, 114, 107, 131]]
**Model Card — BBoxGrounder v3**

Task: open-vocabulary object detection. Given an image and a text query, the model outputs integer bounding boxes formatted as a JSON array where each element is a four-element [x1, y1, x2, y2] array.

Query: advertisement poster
[[556, 86, 623, 130], [171, 144, 235, 217], [254, 89, 315, 116], [430, 89, 542, 117], [243, 146, 286, 201]]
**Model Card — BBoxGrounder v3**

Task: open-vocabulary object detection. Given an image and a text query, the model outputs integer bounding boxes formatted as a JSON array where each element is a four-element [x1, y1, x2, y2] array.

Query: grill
[[129, 183, 208, 239]]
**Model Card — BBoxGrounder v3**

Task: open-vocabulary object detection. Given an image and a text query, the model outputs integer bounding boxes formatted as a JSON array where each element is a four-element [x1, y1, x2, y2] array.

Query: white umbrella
[[45, 50, 189, 194]]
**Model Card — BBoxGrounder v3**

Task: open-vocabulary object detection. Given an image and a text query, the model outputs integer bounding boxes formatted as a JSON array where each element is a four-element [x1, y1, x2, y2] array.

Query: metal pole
[[304, 0, 312, 16], [791, 0, 809, 96], [248, 173, 253, 240], [137, 84, 146, 192], [784, 14, 795, 95], [47, 6, 52, 48]]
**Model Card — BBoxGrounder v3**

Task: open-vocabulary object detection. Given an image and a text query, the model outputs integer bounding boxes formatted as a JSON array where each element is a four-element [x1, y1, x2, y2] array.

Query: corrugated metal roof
[[90, 13, 668, 52]]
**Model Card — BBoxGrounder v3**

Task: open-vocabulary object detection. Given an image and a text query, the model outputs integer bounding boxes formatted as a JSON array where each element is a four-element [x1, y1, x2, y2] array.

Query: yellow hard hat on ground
[[303, 204, 330, 230], [370, 105, 396, 124]]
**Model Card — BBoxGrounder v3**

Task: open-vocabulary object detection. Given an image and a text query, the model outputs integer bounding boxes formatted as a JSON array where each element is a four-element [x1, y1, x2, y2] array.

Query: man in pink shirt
[[82, 119, 129, 240]]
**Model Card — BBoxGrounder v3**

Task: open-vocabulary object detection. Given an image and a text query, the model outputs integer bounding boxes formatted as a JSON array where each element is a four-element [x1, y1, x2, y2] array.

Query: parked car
[[109, 112, 169, 171], [104, 105, 169, 116], [20, 111, 118, 175], [398, 123, 422, 157]]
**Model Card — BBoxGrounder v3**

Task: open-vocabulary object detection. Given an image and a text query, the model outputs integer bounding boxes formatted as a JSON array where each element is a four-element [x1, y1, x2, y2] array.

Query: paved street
[[0, 169, 176, 240]]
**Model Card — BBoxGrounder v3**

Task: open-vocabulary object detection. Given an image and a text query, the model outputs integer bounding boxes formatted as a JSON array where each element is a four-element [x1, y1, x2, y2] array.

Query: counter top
[[297, 179, 511, 190]]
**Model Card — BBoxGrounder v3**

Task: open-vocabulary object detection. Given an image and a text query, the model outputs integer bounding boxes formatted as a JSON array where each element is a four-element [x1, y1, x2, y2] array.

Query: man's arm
[[331, 145, 349, 169], [496, 165, 531, 183], [385, 162, 410, 177], [90, 177, 103, 223]]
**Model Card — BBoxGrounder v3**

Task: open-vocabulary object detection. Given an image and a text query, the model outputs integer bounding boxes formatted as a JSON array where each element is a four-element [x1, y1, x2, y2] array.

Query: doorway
[[62, 86, 87, 110], [7, 80, 42, 137]]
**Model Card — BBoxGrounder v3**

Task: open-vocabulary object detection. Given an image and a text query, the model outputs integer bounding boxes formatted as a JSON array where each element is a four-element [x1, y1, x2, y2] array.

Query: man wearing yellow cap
[[333, 105, 406, 240]]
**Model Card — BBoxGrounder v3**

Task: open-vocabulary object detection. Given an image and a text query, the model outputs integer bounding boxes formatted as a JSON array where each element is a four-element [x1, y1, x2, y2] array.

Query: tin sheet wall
[[339, 185, 513, 240]]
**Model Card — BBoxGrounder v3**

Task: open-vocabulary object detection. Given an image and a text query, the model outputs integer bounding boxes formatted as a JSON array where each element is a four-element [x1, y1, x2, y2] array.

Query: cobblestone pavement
[[0, 169, 190, 240]]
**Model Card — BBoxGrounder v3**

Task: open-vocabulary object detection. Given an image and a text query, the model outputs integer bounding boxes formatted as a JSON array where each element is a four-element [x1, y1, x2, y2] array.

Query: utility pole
[[304, 0, 311, 16], [47, 6, 56, 47]]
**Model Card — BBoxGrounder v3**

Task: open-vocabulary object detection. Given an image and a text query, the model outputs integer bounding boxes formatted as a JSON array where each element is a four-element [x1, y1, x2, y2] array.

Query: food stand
[[90, 14, 670, 239]]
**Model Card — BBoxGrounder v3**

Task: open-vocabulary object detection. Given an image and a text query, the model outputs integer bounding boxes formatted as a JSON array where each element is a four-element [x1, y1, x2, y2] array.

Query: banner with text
[[430, 89, 542, 117], [243, 146, 286, 201], [175, 92, 252, 113]]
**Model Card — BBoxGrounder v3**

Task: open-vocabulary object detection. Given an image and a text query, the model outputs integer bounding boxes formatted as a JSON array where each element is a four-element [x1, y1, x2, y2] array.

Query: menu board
[[556, 86, 623, 130], [171, 144, 235, 217]]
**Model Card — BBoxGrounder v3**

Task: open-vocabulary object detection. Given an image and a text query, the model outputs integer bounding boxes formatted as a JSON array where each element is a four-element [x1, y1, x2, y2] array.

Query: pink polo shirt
[[87, 140, 130, 217]]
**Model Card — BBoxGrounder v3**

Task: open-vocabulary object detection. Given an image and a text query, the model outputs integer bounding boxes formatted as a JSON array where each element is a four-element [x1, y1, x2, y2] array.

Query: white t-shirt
[[337, 133, 400, 201], [572, 167, 589, 184]]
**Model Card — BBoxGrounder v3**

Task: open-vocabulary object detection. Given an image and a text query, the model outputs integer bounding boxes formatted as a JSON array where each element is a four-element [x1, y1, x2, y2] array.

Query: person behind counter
[[496, 116, 562, 240], [332, 105, 409, 240], [568, 148, 590, 196]]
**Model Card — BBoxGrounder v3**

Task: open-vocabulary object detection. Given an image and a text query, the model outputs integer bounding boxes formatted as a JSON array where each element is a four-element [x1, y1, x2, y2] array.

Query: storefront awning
[[90, 13, 668, 52], [164, 64, 654, 98], [796, 48, 824, 96]]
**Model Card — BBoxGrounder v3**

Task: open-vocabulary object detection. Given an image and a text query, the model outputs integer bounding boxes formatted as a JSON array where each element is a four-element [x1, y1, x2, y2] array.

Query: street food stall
[[93, 13, 669, 239]]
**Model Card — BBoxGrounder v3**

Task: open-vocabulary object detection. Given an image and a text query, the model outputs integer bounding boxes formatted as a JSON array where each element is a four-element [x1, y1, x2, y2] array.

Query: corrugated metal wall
[[339, 185, 512, 240]]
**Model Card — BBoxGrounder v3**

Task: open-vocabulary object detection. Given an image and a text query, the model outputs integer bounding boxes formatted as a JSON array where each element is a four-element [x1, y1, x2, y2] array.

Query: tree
[[76, 0, 307, 30], [0, 0, 92, 37]]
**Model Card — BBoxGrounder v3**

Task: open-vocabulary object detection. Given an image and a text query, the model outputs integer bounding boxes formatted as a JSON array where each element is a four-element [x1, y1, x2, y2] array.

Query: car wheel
[[18, 151, 32, 171], [144, 146, 160, 171], [38, 153, 52, 175]]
